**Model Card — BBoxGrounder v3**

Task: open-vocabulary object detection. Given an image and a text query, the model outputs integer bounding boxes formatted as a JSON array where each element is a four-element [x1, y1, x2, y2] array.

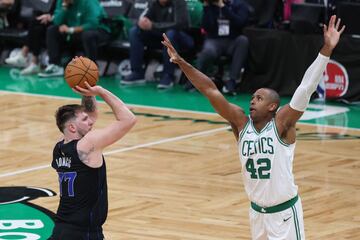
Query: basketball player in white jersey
[[162, 15, 344, 239]]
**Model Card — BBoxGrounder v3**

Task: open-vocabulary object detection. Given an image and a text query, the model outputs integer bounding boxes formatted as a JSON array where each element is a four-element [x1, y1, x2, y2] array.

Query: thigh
[[176, 31, 194, 49], [81, 29, 110, 44], [139, 30, 162, 49], [249, 207, 267, 240], [226, 35, 248, 56], [201, 39, 222, 58], [265, 199, 305, 240]]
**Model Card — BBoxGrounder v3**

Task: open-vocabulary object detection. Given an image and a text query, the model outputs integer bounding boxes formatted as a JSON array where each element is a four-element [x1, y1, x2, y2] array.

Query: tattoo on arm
[[78, 146, 95, 164], [82, 96, 96, 113]]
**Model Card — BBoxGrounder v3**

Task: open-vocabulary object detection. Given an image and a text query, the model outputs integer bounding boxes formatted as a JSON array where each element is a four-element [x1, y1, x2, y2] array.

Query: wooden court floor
[[0, 92, 359, 240]]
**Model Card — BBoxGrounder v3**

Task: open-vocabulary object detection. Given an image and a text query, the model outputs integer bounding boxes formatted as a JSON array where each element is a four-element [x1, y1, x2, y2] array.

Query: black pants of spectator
[[46, 25, 111, 65], [128, 26, 194, 76], [197, 35, 249, 81], [27, 17, 49, 57]]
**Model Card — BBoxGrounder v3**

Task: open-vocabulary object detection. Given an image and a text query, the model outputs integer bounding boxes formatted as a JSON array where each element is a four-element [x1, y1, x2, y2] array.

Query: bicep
[[206, 89, 247, 128], [82, 120, 136, 151]]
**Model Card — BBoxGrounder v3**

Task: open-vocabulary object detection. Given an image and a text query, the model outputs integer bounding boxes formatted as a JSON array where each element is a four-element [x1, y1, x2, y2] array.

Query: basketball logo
[[323, 60, 349, 98]]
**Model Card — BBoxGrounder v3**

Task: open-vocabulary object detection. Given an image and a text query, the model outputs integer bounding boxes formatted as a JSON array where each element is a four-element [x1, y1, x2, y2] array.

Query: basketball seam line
[[80, 58, 97, 83], [66, 64, 97, 72], [75, 58, 91, 86], [65, 63, 97, 86]]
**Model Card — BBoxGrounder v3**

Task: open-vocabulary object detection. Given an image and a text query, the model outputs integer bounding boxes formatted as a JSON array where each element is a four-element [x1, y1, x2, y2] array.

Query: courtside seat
[[290, 3, 325, 34], [182, 0, 204, 60], [0, 0, 33, 46], [99, 0, 155, 74], [100, 0, 204, 76], [103, 0, 154, 52], [0, 0, 54, 51]]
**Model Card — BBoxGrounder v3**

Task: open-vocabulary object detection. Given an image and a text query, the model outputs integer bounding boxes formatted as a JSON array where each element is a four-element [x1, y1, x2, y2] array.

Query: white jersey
[[238, 118, 298, 207]]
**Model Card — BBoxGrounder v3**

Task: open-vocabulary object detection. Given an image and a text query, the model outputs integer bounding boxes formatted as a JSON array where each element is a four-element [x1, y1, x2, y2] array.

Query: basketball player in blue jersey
[[162, 15, 344, 239], [49, 83, 137, 240]]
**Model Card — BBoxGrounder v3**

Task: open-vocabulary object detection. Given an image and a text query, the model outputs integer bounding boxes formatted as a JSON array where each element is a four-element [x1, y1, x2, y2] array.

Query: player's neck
[[63, 133, 81, 143], [252, 117, 272, 132]]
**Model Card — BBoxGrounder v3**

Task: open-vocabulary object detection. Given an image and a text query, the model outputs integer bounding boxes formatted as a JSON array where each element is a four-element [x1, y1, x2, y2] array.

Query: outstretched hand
[[323, 15, 345, 51], [73, 82, 103, 97], [161, 33, 182, 64]]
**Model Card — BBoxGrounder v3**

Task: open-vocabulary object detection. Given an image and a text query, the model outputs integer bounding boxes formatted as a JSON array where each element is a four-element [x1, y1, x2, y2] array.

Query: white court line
[[104, 126, 230, 155], [0, 165, 50, 178], [0, 90, 359, 178], [0, 126, 231, 178], [1, 90, 359, 130], [0, 90, 215, 116]]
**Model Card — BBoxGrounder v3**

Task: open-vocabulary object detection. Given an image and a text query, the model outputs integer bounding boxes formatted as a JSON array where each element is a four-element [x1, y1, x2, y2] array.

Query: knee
[[46, 25, 58, 36], [165, 29, 177, 40], [129, 26, 139, 40], [200, 46, 217, 59], [235, 35, 249, 48], [81, 30, 97, 42]]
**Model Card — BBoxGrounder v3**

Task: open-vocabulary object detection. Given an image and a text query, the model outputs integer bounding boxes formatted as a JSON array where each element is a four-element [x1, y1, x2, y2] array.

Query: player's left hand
[[37, 14, 52, 24], [59, 24, 69, 34], [323, 15, 345, 50], [138, 17, 152, 30]]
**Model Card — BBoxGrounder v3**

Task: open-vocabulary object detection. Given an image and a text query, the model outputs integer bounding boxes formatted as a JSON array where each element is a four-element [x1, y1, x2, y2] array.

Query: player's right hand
[[162, 33, 182, 64]]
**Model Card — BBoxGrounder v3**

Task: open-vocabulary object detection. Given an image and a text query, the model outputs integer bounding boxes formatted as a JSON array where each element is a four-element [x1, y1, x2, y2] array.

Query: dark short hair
[[263, 88, 280, 112], [55, 104, 84, 133]]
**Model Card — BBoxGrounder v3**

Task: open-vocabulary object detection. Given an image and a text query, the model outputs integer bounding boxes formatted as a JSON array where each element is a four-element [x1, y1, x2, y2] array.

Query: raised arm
[[276, 15, 345, 142], [162, 33, 247, 133], [81, 96, 98, 122], [75, 83, 137, 167]]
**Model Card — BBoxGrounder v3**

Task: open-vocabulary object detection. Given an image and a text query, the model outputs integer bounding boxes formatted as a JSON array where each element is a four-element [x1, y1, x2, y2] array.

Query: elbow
[[113, 115, 137, 137], [202, 84, 218, 97], [125, 115, 137, 130], [129, 116, 137, 128]]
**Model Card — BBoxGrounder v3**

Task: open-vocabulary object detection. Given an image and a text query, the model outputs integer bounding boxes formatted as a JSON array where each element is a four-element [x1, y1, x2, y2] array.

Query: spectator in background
[[245, 0, 281, 28], [0, 0, 14, 11], [38, 0, 111, 78], [5, 1, 56, 75], [122, 0, 194, 89], [0, 0, 15, 29], [283, 0, 303, 21], [126, 0, 152, 25], [186, 0, 249, 95]]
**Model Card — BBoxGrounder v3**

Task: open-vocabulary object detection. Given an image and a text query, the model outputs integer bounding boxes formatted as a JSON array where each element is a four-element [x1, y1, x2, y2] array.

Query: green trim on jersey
[[291, 205, 301, 240], [272, 119, 290, 147], [250, 120, 272, 135], [238, 119, 250, 142], [251, 195, 298, 214]]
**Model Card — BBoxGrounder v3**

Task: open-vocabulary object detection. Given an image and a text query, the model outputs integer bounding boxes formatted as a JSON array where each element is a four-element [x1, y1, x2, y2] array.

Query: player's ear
[[268, 102, 278, 112], [67, 122, 77, 133]]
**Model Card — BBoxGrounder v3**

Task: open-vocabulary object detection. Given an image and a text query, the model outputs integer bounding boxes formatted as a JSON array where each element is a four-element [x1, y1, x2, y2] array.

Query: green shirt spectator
[[38, 0, 112, 78], [53, 0, 110, 33]]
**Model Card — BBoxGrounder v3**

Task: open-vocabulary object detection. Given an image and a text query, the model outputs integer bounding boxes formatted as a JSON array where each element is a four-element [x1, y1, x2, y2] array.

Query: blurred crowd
[[0, 0, 358, 95]]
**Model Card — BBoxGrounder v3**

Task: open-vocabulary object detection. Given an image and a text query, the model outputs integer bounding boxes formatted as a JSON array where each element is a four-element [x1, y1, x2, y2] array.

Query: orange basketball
[[64, 56, 99, 88]]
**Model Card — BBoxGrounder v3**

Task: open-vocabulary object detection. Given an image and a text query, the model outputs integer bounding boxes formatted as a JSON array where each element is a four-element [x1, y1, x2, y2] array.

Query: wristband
[[68, 27, 75, 34]]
